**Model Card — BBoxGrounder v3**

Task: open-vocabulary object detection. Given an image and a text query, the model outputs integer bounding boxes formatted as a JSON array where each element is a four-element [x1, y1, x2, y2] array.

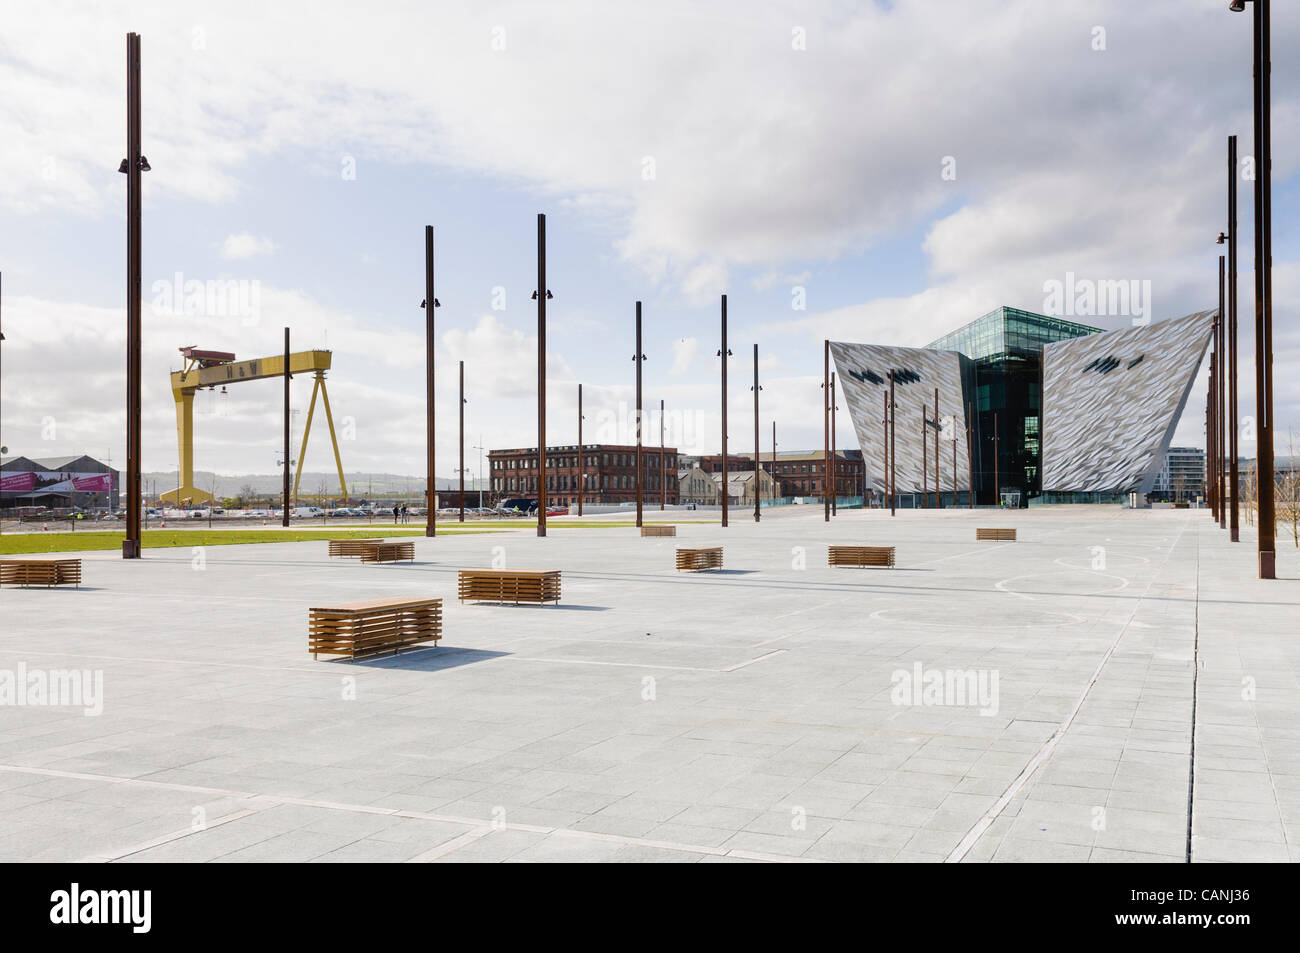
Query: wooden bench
[[359, 540, 416, 563], [457, 569, 562, 605], [641, 525, 676, 537], [329, 538, 382, 557], [676, 547, 723, 571], [0, 559, 82, 588], [975, 528, 1017, 541], [309, 597, 442, 660], [828, 545, 895, 568]]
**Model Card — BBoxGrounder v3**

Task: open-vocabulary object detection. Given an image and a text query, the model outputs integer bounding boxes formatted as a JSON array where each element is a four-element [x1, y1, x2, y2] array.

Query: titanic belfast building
[[830, 306, 1213, 506]]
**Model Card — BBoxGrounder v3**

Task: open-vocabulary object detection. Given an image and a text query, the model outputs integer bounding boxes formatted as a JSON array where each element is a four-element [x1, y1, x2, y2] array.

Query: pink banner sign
[[1, 472, 36, 492], [72, 474, 114, 492]]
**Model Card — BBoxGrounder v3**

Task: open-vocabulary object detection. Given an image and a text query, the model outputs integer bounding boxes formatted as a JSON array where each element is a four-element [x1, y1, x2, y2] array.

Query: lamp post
[[533, 214, 551, 538], [719, 295, 731, 528], [660, 398, 666, 510], [830, 373, 837, 515], [992, 411, 1000, 507], [120, 32, 149, 559], [967, 401, 974, 509], [934, 388, 940, 508], [889, 369, 896, 517], [823, 340, 830, 522], [752, 344, 761, 522], [882, 392, 888, 510], [421, 225, 439, 537], [1223, 134, 1241, 540], [1229, 0, 1275, 577], [577, 384, 584, 516], [458, 360, 466, 523], [282, 327, 290, 527], [473, 437, 485, 510], [633, 301, 644, 528], [921, 405, 927, 509], [1211, 256, 1222, 527]]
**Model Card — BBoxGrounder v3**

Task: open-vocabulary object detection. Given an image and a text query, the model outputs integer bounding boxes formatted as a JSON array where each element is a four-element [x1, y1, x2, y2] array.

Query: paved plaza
[[0, 505, 1296, 863]]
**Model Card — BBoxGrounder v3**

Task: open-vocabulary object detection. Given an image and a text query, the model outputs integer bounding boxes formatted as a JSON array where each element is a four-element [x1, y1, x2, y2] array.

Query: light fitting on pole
[[1228, 0, 1247, 11], [1216, 232, 1227, 245], [531, 290, 553, 300], [420, 298, 440, 309]]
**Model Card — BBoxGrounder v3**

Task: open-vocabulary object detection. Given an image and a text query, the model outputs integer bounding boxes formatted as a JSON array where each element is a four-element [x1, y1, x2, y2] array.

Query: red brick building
[[490, 444, 680, 507], [698, 450, 865, 498]]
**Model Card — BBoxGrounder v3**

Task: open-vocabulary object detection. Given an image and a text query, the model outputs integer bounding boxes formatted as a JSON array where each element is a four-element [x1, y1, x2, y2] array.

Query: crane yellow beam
[[159, 349, 348, 506]]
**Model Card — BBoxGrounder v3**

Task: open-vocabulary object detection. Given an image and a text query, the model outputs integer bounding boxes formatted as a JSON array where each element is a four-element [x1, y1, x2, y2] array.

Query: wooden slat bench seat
[[359, 540, 416, 563], [828, 545, 895, 568], [309, 597, 442, 660], [640, 524, 676, 537], [457, 569, 562, 605], [975, 527, 1017, 541], [0, 558, 82, 588], [676, 546, 723, 571], [329, 538, 382, 557]]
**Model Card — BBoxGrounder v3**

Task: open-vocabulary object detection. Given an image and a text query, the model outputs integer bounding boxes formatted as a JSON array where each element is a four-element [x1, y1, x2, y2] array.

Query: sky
[[0, 0, 1296, 484]]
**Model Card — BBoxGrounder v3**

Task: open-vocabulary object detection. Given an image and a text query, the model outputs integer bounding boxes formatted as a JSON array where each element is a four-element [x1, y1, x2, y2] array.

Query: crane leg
[[319, 377, 349, 499], [292, 374, 321, 503]]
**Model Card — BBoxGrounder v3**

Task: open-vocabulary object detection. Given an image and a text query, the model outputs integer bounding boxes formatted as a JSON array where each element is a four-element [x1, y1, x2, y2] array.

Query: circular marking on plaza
[[1052, 553, 1150, 572], [995, 569, 1129, 597], [869, 605, 1085, 629]]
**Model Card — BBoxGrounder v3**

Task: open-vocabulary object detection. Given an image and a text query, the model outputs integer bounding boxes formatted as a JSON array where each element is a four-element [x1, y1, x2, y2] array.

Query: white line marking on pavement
[[0, 763, 819, 864]]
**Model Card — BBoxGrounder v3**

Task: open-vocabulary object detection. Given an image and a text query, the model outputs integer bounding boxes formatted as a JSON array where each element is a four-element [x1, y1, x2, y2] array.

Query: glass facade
[[926, 307, 1099, 505]]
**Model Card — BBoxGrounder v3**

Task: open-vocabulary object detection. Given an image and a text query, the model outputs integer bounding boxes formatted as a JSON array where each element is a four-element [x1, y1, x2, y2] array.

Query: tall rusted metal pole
[[753, 344, 761, 523], [424, 225, 437, 537], [967, 401, 974, 509], [1206, 355, 1213, 517], [823, 340, 830, 521], [577, 384, 583, 517], [921, 407, 927, 508], [1211, 258, 1222, 527], [934, 388, 940, 508], [122, 32, 144, 558], [1247, 0, 1275, 576], [720, 295, 729, 528], [889, 369, 896, 517], [634, 301, 644, 528], [830, 372, 837, 515], [882, 392, 888, 509], [459, 360, 465, 523], [1228, 134, 1240, 541], [993, 411, 1000, 507], [282, 327, 290, 527], [634, 301, 644, 527], [660, 398, 666, 510], [952, 421, 958, 509], [537, 213, 548, 537]]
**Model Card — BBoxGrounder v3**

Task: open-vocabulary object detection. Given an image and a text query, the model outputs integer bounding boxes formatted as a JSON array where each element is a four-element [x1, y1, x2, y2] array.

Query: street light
[[472, 439, 486, 510], [1228, 0, 1275, 577]]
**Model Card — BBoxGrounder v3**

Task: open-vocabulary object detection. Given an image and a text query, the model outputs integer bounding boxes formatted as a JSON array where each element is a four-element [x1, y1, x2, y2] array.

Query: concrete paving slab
[[1, 505, 1296, 861]]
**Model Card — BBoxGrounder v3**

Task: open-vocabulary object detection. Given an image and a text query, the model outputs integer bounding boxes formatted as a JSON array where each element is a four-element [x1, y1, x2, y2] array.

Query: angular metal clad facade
[[830, 342, 971, 492], [1040, 310, 1213, 494]]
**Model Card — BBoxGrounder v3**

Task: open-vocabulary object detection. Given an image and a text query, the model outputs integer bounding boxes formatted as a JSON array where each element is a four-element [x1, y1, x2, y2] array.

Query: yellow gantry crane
[[159, 346, 348, 505]]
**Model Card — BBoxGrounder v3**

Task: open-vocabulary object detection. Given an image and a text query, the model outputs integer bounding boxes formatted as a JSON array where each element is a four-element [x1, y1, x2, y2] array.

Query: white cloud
[[219, 233, 276, 260], [2, 1, 1298, 464], [669, 337, 698, 376]]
